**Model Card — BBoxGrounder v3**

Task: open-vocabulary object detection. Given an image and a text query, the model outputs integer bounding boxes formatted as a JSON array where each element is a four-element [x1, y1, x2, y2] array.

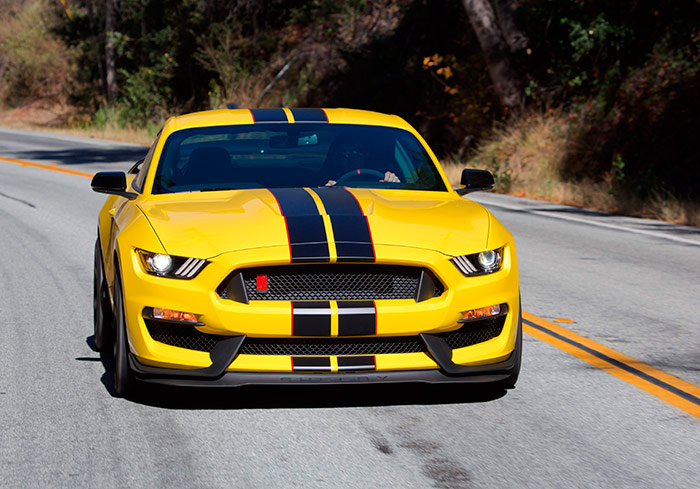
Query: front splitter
[[129, 354, 516, 388]]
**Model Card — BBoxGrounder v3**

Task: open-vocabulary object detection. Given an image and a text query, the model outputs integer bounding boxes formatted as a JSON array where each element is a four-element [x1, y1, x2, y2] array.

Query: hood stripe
[[268, 187, 375, 263], [269, 188, 330, 263], [313, 188, 375, 262]]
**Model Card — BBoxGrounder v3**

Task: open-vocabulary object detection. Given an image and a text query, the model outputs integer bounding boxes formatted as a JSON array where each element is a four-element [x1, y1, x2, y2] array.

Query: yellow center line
[[0, 155, 94, 179], [523, 311, 700, 419]]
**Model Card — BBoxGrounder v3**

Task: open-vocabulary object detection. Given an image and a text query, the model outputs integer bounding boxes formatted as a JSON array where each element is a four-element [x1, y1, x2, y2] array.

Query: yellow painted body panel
[[96, 108, 520, 380]]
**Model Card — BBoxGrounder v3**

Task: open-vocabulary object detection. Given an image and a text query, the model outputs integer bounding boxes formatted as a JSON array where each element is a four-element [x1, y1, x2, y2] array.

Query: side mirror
[[455, 169, 495, 195], [91, 171, 137, 199]]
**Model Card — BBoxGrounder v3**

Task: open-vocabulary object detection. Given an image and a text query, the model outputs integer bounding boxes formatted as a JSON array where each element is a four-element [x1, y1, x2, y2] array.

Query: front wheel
[[113, 272, 135, 398], [93, 240, 112, 351]]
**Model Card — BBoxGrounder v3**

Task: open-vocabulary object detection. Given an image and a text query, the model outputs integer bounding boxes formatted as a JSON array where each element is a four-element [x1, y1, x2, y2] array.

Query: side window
[[132, 131, 161, 192]]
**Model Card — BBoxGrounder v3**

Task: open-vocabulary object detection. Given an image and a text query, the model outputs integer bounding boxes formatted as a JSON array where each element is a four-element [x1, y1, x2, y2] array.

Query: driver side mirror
[[455, 169, 494, 195], [91, 171, 137, 199]]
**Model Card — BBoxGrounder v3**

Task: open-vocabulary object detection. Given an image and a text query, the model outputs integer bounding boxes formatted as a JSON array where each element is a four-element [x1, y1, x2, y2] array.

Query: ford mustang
[[91, 108, 521, 397]]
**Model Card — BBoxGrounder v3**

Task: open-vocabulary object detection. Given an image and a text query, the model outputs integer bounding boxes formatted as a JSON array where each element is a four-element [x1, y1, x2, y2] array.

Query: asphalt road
[[1, 127, 698, 488]]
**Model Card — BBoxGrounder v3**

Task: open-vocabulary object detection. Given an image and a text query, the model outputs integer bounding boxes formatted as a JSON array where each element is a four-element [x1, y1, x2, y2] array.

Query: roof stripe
[[289, 108, 328, 123], [250, 108, 289, 123]]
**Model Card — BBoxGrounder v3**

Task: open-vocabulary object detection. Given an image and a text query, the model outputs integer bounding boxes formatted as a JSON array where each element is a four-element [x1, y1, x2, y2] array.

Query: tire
[[501, 320, 522, 389], [113, 271, 135, 398], [500, 300, 523, 389], [93, 239, 112, 351]]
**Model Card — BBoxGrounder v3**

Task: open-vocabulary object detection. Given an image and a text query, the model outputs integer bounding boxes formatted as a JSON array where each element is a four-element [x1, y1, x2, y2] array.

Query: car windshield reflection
[[152, 123, 447, 194]]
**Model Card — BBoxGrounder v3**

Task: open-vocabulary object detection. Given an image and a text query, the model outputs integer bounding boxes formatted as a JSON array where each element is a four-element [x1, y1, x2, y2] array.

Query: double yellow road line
[[3, 155, 700, 419], [524, 313, 700, 419]]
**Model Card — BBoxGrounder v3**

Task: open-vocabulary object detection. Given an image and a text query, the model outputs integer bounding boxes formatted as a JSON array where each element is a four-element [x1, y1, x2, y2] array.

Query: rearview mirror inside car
[[269, 133, 318, 148]]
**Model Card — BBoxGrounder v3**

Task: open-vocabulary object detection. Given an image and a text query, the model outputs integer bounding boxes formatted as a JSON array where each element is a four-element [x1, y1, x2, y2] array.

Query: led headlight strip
[[451, 248, 503, 277], [174, 257, 208, 278]]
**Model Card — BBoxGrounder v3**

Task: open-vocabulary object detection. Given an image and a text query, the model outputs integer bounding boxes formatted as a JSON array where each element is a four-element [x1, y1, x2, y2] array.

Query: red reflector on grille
[[256, 274, 268, 292]]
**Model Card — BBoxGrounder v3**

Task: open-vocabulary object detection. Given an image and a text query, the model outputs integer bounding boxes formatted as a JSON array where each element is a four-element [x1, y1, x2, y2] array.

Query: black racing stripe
[[313, 188, 375, 262], [269, 188, 330, 263], [523, 319, 700, 408], [290, 108, 328, 122], [292, 301, 332, 336], [285, 216, 330, 262], [337, 355, 376, 371], [328, 216, 375, 262], [250, 108, 288, 123], [338, 300, 376, 336], [269, 188, 318, 215], [313, 187, 364, 215], [292, 356, 332, 371]]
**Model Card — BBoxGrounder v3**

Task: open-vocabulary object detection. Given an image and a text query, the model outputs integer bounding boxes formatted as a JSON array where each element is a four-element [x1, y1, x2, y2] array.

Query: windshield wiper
[[200, 187, 237, 192]]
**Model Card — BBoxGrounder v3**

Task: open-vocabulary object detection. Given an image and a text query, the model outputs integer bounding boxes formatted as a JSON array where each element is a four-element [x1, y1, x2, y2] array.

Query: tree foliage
[[0, 0, 698, 200]]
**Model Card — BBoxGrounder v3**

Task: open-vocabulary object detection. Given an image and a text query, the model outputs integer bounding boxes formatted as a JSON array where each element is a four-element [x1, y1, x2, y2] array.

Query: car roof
[[163, 108, 415, 134]]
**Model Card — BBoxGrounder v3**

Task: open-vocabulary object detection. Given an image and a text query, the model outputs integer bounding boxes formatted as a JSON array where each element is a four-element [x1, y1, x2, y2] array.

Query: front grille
[[144, 315, 505, 355], [219, 264, 444, 302]]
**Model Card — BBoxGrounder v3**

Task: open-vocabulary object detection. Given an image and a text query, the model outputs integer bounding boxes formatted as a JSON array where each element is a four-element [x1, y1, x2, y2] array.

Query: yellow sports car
[[91, 108, 520, 397]]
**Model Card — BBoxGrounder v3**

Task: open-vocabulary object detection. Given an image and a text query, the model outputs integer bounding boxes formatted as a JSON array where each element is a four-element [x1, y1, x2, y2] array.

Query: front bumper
[[119, 242, 520, 376], [129, 309, 522, 387]]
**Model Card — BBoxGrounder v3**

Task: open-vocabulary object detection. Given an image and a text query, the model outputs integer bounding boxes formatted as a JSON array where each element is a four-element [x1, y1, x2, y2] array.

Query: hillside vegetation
[[0, 0, 698, 225]]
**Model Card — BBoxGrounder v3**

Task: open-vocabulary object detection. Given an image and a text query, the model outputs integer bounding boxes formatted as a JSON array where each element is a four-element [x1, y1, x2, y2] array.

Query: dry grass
[[444, 109, 699, 227], [646, 193, 700, 227], [0, 104, 154, 146], [55, 125, 154, 146]]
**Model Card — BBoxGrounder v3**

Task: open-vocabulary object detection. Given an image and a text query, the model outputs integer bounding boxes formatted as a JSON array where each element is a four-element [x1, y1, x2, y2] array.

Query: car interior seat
[[182, 147, 236, 186]]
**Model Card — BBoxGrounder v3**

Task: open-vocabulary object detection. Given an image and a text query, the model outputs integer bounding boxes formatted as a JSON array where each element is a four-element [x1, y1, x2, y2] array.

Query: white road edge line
[[474, 198, 700, 247]]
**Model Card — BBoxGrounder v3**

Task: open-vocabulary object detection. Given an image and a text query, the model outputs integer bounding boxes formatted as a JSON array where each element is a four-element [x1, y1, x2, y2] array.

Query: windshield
[[151, 123, 447, 193]]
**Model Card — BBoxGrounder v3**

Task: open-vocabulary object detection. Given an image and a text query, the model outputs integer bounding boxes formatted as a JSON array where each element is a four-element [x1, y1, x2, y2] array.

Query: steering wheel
[[335, 168, 386, 184]]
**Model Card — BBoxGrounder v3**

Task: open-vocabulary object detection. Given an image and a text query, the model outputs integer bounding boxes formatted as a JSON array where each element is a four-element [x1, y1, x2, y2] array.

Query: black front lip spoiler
[[129, 335, 246, 380], [129, 310, 521, 387], [131, 363, 515, 387], [128, 341, 518, 388]]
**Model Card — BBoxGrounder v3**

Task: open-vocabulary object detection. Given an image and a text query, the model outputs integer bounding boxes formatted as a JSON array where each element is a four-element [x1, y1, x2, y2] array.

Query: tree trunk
[[105, 0, 118, 102], [86, 0, 106, 98], [462, 0, 522, 109], [492, 0, 528, 53]]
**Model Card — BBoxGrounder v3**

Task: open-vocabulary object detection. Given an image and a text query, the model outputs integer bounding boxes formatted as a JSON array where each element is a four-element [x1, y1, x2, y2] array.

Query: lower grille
[[145, 316, 505, 355], [241, 336, 423, 356], [145, 320, 226, 353], [219, 264, 444, 302], [441, 316, 505, 349]]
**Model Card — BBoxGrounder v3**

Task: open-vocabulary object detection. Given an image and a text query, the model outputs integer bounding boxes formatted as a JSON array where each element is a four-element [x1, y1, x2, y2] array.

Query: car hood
[[138, 188, 490, 258]]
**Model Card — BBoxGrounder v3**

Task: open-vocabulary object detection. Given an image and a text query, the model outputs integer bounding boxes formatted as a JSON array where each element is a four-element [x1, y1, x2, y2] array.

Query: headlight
[[136, 249, 209, 279], [451, 248, 503, 276], [149, 254, 172, 273]]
